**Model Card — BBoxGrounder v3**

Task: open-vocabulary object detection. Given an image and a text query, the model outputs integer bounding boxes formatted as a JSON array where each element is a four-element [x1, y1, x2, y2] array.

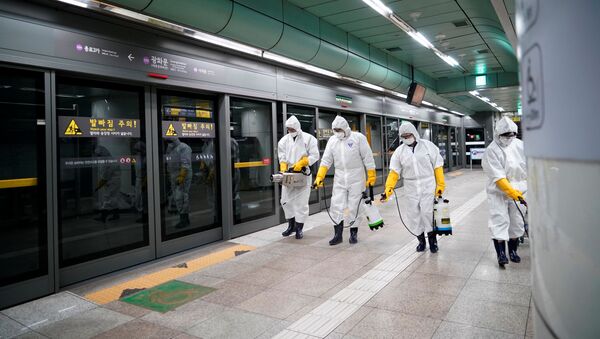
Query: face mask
[[499, 136, 514, 147], [335, 131, 345, 139], [288, 131, 298, 138], [402, 137, 415, 146]]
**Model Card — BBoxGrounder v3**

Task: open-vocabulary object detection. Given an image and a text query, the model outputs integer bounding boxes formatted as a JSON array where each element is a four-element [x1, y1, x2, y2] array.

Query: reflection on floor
[[0, 170, 534, 339]]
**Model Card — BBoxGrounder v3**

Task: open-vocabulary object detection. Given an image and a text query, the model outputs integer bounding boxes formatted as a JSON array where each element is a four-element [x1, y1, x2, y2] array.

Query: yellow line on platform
[[85, 244, 255, 304]]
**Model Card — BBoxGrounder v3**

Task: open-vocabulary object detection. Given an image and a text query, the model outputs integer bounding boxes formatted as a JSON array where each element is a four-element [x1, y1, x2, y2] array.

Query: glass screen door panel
[[366, 116, 384, 188], [230, 98, 275, 224], [158, 91, 220, 240], [0, 68, 48, 287], [317, 110, 337, 202], [56, 77, 149, 267]]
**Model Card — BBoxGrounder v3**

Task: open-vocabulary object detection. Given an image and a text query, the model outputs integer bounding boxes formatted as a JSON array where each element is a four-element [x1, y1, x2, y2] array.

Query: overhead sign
[[164, 106, 212, 119], [59, 116, 140, 138], [335, 95, 352, 107], [470, 148, 486, 160], [162, 121, 216, 138], [317, 128, 334, 140]]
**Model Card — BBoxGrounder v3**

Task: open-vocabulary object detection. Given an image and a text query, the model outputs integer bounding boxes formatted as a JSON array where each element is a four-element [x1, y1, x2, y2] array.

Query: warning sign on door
[[521, 44, 544, 130], [64, 119, 83, 136], [59, 116, 141, 138], [162, 121, 215, 138]]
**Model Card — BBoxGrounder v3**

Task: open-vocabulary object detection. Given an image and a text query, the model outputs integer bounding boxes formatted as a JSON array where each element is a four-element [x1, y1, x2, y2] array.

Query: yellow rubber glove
[[381, 170, 399, 201], [177, 168, 187, 185], [279, 162, 288, 172], [496, 178, 524, 201], [366, 169, 376, 187], [293, 156, 309, 172], [434, 167, 445, 197], [313, 166, 328, 188]]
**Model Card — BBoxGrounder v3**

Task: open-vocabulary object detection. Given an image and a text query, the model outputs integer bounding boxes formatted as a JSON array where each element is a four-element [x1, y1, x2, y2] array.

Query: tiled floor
[[0, 170, 534, 338]]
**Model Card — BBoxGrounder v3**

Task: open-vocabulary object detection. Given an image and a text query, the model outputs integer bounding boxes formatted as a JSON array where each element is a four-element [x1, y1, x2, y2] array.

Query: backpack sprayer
[[433, 196, 453, 236], [314, 182, 384, 230]]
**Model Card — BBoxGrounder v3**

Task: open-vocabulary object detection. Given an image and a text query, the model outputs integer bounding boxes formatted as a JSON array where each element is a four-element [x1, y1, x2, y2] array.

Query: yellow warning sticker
[[64, 119, 83, 136], [165, 123, 177, 136]]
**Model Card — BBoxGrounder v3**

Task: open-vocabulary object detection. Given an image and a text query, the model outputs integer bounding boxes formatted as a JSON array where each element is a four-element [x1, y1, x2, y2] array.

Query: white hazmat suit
[[482, 117, 527, 241], [277, 116, 319, 228], [388, 122, 444, 236], [316, 116, 375, 245]]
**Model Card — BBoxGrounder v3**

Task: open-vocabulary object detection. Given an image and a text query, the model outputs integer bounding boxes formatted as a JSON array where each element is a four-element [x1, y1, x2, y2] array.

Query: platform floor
[[0, 170, 534, 339]]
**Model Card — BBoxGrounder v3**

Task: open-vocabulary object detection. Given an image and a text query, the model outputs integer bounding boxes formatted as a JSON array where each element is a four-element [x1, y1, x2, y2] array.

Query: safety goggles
[[499, 132, 517, 137]]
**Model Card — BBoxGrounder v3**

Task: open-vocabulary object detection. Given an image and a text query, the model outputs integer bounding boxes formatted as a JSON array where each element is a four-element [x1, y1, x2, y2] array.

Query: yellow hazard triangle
[[64, 119, 83, 136], [166, 123, 177, 136]]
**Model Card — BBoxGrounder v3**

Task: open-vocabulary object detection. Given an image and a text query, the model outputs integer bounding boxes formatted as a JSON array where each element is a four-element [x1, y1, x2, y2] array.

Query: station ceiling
[[99, 0, 520, 114]]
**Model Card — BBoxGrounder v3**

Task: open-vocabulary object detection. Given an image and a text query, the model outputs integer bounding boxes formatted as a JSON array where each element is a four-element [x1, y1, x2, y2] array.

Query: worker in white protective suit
[[380, 121, 445, 253], [482, 117, 526, 268], [166, 138, 192, 229], [313, 116, 376, 245], [277, 116, 320, 239]]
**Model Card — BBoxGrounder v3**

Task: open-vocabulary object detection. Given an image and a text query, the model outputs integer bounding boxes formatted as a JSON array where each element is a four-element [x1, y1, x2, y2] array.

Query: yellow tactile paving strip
[[448, 171, 463, 177], [85, 244, 255, 305]]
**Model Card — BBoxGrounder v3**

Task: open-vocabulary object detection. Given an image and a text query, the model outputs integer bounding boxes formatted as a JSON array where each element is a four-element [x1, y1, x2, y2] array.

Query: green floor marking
[[121, 280, 216, 313]]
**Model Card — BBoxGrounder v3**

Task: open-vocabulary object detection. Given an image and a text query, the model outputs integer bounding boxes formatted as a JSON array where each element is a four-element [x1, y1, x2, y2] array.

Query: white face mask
[[402, 137, 415, 146], [499, 136, 515, 147], [335, 131, 345, 139], [288, 131, 298, 138]]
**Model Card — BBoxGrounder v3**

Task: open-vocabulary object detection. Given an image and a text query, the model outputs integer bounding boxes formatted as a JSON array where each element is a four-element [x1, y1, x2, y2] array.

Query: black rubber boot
[[175, 213, 190, 229], [493, 239, 509, 267], [295, 222, 304, 239], [428, 231, 438, 253], [329, 222, 343, 246], [349, 227, 358, 244], [282, 218, 296, 237], [416, 233, 426, 252], [508, 238, 521, 263]]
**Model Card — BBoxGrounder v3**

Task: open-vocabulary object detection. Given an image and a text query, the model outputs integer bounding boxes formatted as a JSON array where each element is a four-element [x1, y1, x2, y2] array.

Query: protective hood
[[332, 116, 351, 138], [493, 117, 518, 141], [398, 121, 420, 141], [285, 115, 302, 133]]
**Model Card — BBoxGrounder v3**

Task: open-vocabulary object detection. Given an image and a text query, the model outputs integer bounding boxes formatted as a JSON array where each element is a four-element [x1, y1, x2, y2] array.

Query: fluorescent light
[[422, 100, 433, 106], [263, 52, 340, 78], [441, 55, 459, 67], [362, 0, 392, 16], [497, 107, 505, 112], [58, 0, 88, 8], [356, 81, 385, 92], [436, 106, 448, 111], [469, 90, 479, 95], [389, 14, 413, 31], [451, 110, 464, 116], [408, 31, 434, 49], [468, 91, 504, 112]]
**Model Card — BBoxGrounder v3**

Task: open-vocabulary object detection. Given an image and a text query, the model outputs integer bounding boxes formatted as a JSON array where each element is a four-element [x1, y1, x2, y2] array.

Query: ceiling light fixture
[[468, 91, 504, 112], [362, 0, 466, 72]]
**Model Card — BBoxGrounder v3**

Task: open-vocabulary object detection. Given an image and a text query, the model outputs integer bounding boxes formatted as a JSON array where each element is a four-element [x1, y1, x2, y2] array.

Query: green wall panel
[[270, 25, 320, 62], [144, 0, 233, 34], [380, 71, 405, 90], [337, 53, 370, 79], [437, 77, 467, 93], [105, 0, 151, 11], [497, 72, 519, 87], [319, 20, 347, 50], [362, 62, 388, 84], [308, 41, 348, 71], [235, 0, 283, 20], [219, 3, 283, 49], [282, 1, 319, 36], [348, 35, 369, 60], [369, 46, 387, 66], [414, 69, 436, 89]]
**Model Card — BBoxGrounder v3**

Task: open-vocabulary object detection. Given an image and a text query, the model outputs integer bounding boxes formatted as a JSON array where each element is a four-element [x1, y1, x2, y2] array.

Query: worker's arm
[[381, 170, 399, 202], [434, 167, 445, 197], [313, 166, 328, 188], [495, 178, 524, 201]]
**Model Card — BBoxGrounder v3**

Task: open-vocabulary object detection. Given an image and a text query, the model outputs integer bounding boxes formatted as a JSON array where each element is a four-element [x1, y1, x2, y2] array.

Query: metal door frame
[[365, 114, 384, 194], [0, 65, 55, 308]]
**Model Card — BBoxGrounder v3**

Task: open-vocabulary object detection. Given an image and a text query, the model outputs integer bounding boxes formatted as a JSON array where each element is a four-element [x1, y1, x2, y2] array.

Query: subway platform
[[0, 170, 534, 339]]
